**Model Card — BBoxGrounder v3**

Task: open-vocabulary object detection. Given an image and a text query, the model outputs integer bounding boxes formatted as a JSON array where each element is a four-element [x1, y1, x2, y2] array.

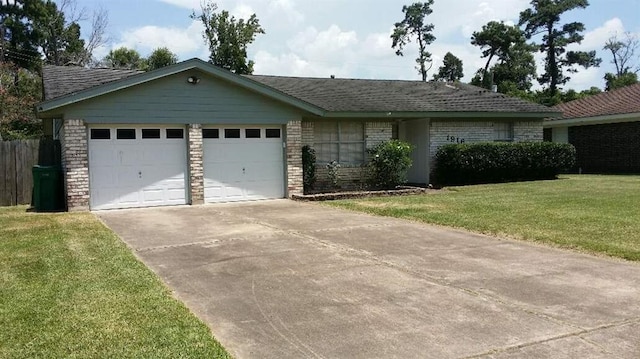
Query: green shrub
[[367, 140, 413, 189], [432, 141, 576, 185], [302, 145, 316, 193]]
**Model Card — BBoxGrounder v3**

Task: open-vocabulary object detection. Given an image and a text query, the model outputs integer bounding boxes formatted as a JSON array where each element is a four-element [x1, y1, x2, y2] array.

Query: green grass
[[328, 175, 640, 261], [0, 207, 231, 359]]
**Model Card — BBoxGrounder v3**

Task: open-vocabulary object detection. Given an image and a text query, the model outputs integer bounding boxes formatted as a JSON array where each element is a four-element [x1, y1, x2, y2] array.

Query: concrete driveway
[[98, 200, 640, 359]]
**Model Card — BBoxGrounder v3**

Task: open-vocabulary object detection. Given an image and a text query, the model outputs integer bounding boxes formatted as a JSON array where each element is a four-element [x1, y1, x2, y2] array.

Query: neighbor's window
[[314, 121, 365, 164], [494, 122, 514, 142]]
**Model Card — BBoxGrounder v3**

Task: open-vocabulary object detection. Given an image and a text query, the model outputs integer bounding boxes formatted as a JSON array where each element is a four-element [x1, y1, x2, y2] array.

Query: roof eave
[[36, 58, 325, 117], [544, 112, 640, 127]]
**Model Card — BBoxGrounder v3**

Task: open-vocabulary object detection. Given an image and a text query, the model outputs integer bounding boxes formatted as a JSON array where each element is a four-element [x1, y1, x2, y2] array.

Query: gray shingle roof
[[42, 64, 556, 114], [42, 65, 141, 100], [246, 75, 556, 114]]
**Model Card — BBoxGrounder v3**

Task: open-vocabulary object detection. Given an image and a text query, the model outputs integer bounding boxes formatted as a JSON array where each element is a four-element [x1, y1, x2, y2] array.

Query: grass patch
[[0, 207, 231, 358], [328, 175, 640, 261]]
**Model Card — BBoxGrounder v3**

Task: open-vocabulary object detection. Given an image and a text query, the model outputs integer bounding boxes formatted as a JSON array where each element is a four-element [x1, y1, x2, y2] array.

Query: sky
[[72, 0, 640, 91]]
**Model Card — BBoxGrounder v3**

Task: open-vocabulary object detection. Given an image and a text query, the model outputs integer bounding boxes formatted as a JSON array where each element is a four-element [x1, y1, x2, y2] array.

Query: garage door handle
[[242, 168, 245, 174], [138, 171, 142, 178]]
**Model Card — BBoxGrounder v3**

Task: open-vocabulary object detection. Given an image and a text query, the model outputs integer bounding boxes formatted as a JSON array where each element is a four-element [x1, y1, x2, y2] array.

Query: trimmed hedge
[[432, 142, 576, 185]]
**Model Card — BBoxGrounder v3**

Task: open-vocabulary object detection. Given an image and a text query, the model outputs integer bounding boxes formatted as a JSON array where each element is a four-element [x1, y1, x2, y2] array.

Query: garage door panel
[[89, 126, 187, 210], [203, 126, 284, 203]]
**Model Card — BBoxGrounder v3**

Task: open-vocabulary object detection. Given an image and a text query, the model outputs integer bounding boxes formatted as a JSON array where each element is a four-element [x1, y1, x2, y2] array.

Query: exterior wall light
[[187, 76, 200, 84]]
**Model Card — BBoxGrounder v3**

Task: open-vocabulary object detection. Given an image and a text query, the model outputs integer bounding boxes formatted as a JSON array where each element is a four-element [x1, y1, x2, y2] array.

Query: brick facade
[[514, 121, 543, 142], [286, 120, 304, 196], [188, 124, 204, 204], [568, 121, 640, 173], [429, 119, 543, 158], [62, 119, 90, 211], [365, 122, 393, 149]]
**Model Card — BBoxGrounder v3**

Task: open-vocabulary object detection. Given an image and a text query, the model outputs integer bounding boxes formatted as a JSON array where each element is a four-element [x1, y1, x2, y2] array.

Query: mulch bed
[[292, 186, 439, 201]]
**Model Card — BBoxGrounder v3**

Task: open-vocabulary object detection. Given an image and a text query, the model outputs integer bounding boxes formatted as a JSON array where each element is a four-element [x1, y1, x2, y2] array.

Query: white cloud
[[571, 18, 626, 51], [157, 0, 202, 10], [267, 0, 304, 25], [564, 17, 634, 90], [232, 4, 255, 20], [288, 25, 358, 59], [112, 20, 206, 60], [567, 66, 602, 91], [432, 0, 529, 38]]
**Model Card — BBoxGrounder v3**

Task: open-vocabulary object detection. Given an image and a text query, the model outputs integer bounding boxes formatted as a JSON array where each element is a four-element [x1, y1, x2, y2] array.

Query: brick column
[[62, 119, 90, 211], [188, 124, 204, 205], [286, 120, 303, 197]]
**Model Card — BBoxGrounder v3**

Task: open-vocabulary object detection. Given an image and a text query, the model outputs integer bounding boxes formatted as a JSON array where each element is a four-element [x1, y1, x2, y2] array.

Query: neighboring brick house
[[545, 83, 640, 173], [38, 59, 556, 211]]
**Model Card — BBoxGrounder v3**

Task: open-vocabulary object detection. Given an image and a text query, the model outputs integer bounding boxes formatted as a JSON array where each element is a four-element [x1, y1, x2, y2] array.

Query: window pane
[[315, 143, 338, 164], [265, 129, 281, 138], [225, 129, 240, 138], [340, 122, 364, 141], [90, 129, 110, 140], [314, 121, 338, 142], [142, 129, 160, 139], [116, 129, 136, 140], [245, 129, 261, 138], [202, 129, 219, 139], [340, 142, 364, 164], [494, 122, 513, 141], [166, 129, 184, 139]]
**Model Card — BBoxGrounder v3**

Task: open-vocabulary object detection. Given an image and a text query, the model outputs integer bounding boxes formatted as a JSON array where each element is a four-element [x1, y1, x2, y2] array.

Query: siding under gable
[[63, 70, 304, 124]]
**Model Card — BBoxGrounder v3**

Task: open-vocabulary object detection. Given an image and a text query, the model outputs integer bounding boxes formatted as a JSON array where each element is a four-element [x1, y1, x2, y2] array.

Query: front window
[[494, 122, 514, 142], [314, 121, 365, 165]]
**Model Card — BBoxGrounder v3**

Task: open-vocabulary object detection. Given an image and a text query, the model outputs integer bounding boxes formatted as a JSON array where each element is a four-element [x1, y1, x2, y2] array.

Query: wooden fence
[[0, 139, 61, 206]]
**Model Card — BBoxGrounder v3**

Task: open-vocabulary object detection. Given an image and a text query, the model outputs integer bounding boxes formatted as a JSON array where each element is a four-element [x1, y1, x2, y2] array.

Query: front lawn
[[0, 207, 231, 358], [328, 175, 640, 261]]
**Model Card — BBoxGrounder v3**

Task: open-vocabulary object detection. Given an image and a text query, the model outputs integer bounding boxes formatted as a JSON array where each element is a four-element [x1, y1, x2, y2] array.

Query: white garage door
[[88, 126, 188, 210], [203, 126, 285, 203]]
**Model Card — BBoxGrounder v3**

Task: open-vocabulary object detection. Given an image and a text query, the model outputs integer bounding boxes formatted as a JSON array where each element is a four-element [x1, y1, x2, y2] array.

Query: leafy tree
[[471, 21, 532, 88], [145, 47, 178, 71], [0, 0, 45, 70], [0, 62, 42, 140], [604, 72, 638, 91], [37, 0, 87, 66], [519, 0, 601, 100], [1, 0, 108, 68], [561, 86, 601, 102], [391, 1, 436, 81], [471, 41, 537, 95], [103, 47, 144, 70], [603, 32, 639, 90], [432, 52, 463, 82], [191, 1, 264, 74]]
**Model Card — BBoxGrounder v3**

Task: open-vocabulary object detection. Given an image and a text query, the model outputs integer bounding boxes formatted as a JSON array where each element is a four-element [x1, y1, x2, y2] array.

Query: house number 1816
[[446, 135, 465, 144]]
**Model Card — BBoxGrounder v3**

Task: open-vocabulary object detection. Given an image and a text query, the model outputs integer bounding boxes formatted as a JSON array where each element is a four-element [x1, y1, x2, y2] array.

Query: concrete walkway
[[98, 200, 640, 358]]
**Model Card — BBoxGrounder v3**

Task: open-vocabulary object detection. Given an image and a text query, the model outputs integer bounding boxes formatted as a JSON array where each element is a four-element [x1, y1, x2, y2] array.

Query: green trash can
[[32, 165, 63, 212]]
